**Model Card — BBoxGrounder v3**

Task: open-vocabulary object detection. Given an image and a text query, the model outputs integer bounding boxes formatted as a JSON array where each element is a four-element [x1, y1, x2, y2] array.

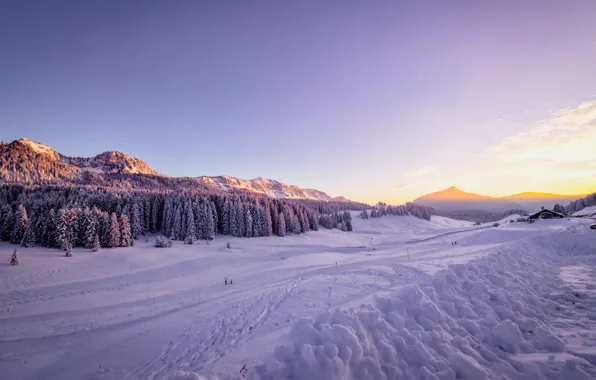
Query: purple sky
[[2, 1, 596, 203]]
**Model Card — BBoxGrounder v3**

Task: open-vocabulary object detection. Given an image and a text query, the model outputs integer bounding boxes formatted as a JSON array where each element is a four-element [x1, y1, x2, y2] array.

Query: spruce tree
[[185, 201, 196, 241], [44, 208, 57, 247], [109, 212, 121, 248], [131, 201, 143, 239], [292, 214, 301, 234], [21, 219, 36, 247], [120, 214, 133, 247], [85, 209, 97, 248], [205, 203, 215, 240], [11, 204, 28, 244], [222, 200, 230, 235], [277, 213, 286, 237], [244, 206, 253, 238], [56, 209, 76, 250], [92, 233, 100, 252], [173, 204, 183, 240], [151, 197, 159, 232], [10, 249, 19, 265], [0, 206, 13, 241], [99, 212, 111, 248], [209, 201, 218, 236]]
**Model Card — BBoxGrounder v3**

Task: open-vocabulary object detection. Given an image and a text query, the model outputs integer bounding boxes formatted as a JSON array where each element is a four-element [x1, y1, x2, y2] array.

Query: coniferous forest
[[0, 184, 372, 250]]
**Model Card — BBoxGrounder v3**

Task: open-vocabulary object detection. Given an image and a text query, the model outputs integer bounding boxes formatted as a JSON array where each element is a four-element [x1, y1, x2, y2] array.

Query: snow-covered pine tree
[[98, 211, 111, 247], [244, 205, 253, 238], [283, 208, 293, 235], [21, 218, 36, 247], [229, 202, 238, 237], [184, 201, 196, 241], [10, 249, 19, 265], [56, 209, 77, 250], [0, 206, 13, 241], [251, 206, 261, 237], [151, 197, 159, 232], [92, 233, 100, 252], [42, 208, 57, 247], [85, 208, 97, 248], [109, 212, 121, 248], [76, 207, 88, 247], [11, 204, 28, 244], [265, 204, 273, 236], [299, 211, 309, 233], [277, 212, 286, 237], [143, 198, 151, 234], [222, 200, 230, 235], [345, 218, 353, 232], [292, 214, 301, 234], [131, 201, 143, 239], [209, 201, 218, 236], [205, 202, 215, 240], [173, 204, 183, 240], [120, 214, 133, 247]]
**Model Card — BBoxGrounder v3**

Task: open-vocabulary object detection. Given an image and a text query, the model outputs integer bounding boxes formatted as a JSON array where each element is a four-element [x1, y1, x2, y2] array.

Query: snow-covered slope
[[197, 176, 348, 201], [572, 205, 596, 217], [3, 216, 595, 380]]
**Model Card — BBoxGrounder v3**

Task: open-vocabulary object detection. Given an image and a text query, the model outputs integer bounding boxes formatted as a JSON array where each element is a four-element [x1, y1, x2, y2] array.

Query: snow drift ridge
[[181, 228, 596, 380]]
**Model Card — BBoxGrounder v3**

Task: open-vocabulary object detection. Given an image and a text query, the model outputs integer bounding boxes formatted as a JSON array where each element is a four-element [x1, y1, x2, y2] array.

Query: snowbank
[[239, 231, 596, 380], [572, 205, 596, 217], [495, 214, 522, 224], [430, 215, 474, 229]]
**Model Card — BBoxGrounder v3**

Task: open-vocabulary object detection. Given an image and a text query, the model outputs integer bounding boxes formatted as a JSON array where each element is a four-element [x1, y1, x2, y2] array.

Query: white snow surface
[[1, 216, 596, 380], [17, 138, 56, 155], [572, 205, 596, 217]]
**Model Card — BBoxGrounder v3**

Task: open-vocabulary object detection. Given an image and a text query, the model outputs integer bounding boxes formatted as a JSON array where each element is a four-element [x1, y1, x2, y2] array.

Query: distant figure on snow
[[225, 278, 228, 285], [230, 279, 233, 285], [10, 249, 19, 265]]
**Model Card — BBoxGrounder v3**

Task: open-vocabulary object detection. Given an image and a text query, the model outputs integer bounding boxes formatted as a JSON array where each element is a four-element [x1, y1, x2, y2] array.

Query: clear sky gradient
[[1, 1, 595, 204]]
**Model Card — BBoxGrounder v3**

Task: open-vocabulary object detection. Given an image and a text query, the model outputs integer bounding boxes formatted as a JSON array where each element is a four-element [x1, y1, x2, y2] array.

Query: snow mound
[[572, 205, 596, 217], [430, 215, 474, 228], [496, 214, 523, 224], [240, 231, 596, 380]]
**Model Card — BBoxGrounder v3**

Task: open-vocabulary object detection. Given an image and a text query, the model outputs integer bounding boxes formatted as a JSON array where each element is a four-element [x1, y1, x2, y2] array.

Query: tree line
[[359, 202, 434, 221], [566, 192, 596, 214], [0, 184, 363, 250]]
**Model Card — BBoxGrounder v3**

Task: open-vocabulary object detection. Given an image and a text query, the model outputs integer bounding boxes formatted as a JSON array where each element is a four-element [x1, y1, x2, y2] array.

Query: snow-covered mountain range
[[197, 176, 345, 202], [0, 138, 349, 202]]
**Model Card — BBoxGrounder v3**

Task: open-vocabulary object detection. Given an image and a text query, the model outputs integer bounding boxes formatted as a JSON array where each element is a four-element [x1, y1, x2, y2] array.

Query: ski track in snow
[[1, 215, 595, 380]]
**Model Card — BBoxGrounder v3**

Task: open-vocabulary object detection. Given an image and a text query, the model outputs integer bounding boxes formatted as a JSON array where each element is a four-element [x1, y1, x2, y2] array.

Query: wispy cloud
[[395, 183, 407, 190], [406, 166, 436, 177], [488, 99, 596, 181]]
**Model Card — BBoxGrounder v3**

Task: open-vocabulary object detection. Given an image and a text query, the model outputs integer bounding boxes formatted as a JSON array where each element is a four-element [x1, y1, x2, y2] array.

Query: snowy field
[[1, 214, 595, 380]]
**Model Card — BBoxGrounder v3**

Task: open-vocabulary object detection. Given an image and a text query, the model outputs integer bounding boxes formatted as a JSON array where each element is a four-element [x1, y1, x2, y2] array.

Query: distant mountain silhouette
[[414, 186, 523, 212]]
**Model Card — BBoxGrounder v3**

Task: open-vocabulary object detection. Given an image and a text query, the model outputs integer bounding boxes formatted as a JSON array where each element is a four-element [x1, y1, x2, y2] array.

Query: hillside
[[0, 138, 159, 183], [0, 138, 349, 202], [197, 176, 347, 202], [414, 186, 523, 213]]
